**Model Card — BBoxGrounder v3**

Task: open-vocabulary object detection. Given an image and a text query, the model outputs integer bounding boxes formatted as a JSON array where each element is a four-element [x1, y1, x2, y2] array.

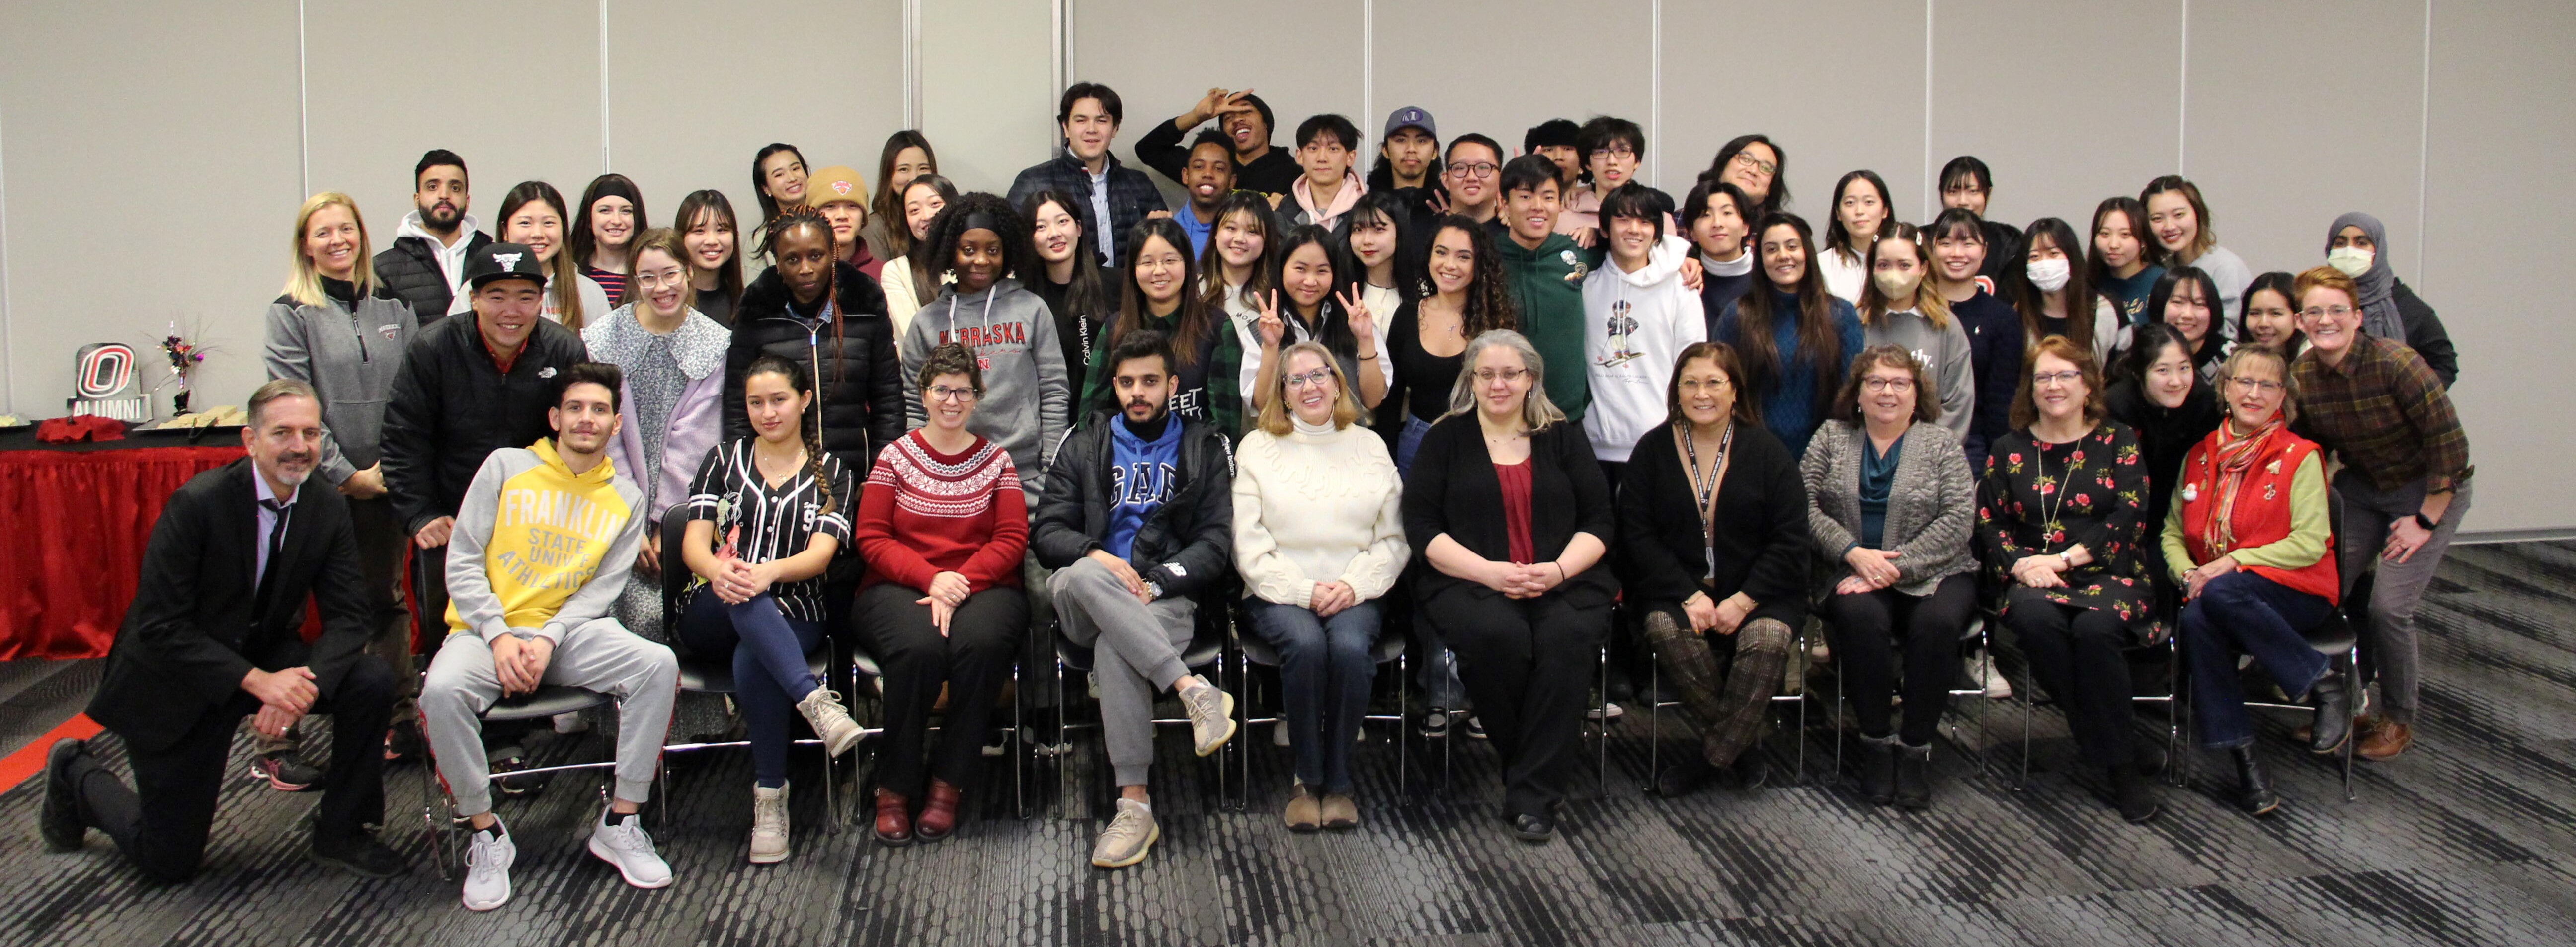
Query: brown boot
[[915, 779, 962, 842], [2356, 716, 2413, 761], [873, 789, 913, 847]]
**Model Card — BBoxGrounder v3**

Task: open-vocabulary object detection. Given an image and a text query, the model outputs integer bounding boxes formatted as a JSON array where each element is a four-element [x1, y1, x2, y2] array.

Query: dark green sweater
[[1486, 220, 1603, 422]]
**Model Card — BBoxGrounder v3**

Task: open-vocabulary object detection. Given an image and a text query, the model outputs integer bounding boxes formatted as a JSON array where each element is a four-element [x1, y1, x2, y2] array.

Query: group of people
[[38, 81, 2471, 911]]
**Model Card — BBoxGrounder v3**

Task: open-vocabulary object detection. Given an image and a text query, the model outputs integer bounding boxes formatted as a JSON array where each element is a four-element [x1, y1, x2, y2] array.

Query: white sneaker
[[1274, 720, 1292, 747], [587, 810, 674, 889], [1180, 677, 1237, 757], [1587, 701, 1625, 721], [461, 819, 515, 911], [1969, 650, 2014, 700], [749, 783, 790, 865], [796, 687, 865, 758], [553, 711, 591, 734]]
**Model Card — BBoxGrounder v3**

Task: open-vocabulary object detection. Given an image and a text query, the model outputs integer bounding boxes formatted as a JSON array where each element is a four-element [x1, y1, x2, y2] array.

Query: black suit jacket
[[87, 459, 373, 754]]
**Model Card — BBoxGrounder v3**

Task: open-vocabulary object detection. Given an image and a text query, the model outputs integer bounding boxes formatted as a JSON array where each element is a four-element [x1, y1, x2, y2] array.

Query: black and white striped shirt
[[683, 438, 857, 622]]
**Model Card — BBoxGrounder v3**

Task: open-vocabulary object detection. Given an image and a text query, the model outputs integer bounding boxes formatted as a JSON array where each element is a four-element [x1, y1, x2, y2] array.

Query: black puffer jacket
[[380, 314, 591, 533], [722, 260, 904, 472], [1032, 410, 1234, 600], [373, 231, 491, 325]]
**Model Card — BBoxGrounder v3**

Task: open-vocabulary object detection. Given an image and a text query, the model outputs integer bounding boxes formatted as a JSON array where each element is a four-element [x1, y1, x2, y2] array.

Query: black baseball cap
[[465, 242, 547, 291]]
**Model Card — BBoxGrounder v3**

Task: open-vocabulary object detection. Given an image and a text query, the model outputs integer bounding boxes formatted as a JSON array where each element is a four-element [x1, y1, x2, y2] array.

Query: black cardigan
[[1616, 422, 1811, 628], [1401, 415, 1617, 611]]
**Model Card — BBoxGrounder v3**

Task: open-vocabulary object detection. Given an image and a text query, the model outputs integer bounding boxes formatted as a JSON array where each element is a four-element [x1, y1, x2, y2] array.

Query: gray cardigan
[[1800, 419, 1977, 597], [263, 286, 419, 485]]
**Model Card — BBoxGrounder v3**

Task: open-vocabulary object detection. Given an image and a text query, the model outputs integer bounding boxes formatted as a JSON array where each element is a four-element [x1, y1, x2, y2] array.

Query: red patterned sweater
[[854, 430, 1028, 592]]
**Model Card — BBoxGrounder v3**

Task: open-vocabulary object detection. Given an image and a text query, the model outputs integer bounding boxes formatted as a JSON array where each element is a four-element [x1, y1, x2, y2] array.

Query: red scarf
[[2200, 416, 2282, 555]]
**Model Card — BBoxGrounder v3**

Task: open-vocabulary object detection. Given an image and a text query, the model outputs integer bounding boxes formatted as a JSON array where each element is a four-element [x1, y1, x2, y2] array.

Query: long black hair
[[673, 189, 744, 314], [749, 143, 807, 257], [1113, 218, 1213, 369], [1424, 214, 1518, 338], [2237, 270, 2303, 356], [918, 192, 1039, 286], [2145, 265, 2227, 369], [1704, 134, 1788, 215], [2008, 217, 2101, 355], [1270, 224, 1361, 361], [1021, 189, 1111, 323], [741, 352, 834, 516], [1196, 191, 1280, 316], [1732, 211, 1844, 415], [1822, 169, 1892, 266], [871, 130, 939, 259], [1342, 190, 1424, 301]]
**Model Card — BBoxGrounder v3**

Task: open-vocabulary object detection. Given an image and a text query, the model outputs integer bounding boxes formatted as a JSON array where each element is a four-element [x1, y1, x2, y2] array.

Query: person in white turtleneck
[[1232, 342, 1408, 832]]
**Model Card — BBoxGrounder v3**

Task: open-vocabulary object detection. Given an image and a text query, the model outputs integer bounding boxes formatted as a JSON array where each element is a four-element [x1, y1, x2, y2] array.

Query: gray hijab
[[2328, 212, 2402, 341]]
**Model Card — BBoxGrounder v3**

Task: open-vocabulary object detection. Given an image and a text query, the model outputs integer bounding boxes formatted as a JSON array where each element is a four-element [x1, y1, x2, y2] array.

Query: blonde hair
[[2217, 344, 2299, 425], [282, 192, 376, 308], [1444, 329, 1566, 432], [1254, 341, 1362, 436], [1857, 224, 1952, 330]]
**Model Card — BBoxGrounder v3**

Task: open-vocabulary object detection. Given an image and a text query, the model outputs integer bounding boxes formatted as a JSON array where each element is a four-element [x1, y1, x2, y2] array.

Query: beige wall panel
[[922, 0, 1057, 196], [2422, 0, 2573, 533], [2184, 0, 2423, 282], [0, 0, 302, 414], [304, 0, 602, 273], [1070, 0, 1365, 208], [1660, 0, 1927, 221], [1930, 0, 2180, 236], [1373, 0, 1651, 191], [610, 0, 904, 247]]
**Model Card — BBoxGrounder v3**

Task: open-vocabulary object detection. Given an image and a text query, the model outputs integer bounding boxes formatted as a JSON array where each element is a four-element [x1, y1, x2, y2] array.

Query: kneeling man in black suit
[[41, 378, 404, 880]]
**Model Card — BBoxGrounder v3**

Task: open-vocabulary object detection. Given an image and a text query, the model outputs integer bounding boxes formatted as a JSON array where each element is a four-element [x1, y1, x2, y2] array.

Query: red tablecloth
[[0, 443, 245, 659]]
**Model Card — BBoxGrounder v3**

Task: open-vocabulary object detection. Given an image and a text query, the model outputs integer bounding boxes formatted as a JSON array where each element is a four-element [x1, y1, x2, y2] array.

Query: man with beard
[[374, 150, 492, 325], [381, 243, 591, 795], [41, 380, 405, 881], [1136, 87, 1298, 197], [416, 361, 677, 910], [1032, 330, 1237, 868]]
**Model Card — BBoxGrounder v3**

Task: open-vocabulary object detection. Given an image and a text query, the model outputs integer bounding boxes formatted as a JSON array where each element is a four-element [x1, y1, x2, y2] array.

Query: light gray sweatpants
[[419, 617, 679, 815], [1051, 558, 1197, 787]]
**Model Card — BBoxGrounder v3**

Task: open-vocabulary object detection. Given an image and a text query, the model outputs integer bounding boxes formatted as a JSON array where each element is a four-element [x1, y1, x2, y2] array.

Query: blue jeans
[[2181, 570, 2334, 749], [678, 592, 824, 786], [1247, 597, 1381, 795]]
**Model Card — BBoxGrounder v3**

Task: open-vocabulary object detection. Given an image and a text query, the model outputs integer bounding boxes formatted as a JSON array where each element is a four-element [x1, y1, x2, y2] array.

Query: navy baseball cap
[[1383, 106, 1436, 141]]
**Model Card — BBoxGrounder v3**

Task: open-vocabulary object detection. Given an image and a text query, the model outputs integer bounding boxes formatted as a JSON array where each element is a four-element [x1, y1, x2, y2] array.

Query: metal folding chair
[[1043, 595, 1235, 813], [1645, 612, 1812, 791], [417, 685, 619, 881], [1230, 604, 1412, 807]]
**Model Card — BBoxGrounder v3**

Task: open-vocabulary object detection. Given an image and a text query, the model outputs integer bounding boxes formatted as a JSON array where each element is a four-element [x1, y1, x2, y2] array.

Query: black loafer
[[40, 739, 88, 852], [311, 835, 408, 878], [1508, 811, 1554, 842], [1653, 756, 1714, 797]]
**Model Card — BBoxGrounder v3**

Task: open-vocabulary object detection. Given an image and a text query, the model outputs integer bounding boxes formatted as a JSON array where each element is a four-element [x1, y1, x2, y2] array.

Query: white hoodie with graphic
[[1582, 235, 1706, 464]]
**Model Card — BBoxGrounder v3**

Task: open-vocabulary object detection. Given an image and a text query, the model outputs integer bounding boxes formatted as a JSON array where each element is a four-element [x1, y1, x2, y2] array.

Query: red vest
[[2176, 427, 2340, 603]]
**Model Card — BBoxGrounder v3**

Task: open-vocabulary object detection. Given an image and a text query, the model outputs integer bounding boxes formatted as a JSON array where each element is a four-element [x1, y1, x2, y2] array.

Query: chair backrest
[[659, 514, 699, 660]]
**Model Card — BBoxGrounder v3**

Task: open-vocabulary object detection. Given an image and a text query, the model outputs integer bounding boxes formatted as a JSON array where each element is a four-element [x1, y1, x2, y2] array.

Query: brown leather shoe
[[1282, 785, 1320, 832], [2357, 717, 2413, 761], [873, 789, 913, 847], [915, 779, 962, 842]]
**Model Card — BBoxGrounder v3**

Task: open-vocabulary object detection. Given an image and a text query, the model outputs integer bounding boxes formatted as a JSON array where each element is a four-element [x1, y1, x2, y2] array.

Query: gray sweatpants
[[1051, 558, 1196, 787], [419, 618, 679, 815], [2335, 474, 2470, 727]]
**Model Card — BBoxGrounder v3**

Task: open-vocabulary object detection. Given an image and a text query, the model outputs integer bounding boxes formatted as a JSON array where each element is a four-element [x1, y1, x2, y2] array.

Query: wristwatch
[[1142, 579, 1164, 600]]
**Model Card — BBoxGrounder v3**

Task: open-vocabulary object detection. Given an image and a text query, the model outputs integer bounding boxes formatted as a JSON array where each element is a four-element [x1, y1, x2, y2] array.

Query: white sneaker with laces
[[461, 819, 515, 911], [587, 810, 674, 889], [1180, 678, 1237, 757], [749, 783, 790, 864], [1969, 650, 2014, 700], [796, 688, 864, 758]]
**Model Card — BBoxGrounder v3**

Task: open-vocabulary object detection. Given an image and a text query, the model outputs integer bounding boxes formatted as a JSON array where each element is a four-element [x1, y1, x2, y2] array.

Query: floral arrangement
[[154, 321, 214, 414]]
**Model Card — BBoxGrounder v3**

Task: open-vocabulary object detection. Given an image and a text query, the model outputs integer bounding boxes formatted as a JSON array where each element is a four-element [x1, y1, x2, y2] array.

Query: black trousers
[[2002, 587, 2134, 769], [72, 654, 394, 882], [1824, 574, 1979, 746], [1431, 589, 1610, 817], [856, 582, 1027, 799]]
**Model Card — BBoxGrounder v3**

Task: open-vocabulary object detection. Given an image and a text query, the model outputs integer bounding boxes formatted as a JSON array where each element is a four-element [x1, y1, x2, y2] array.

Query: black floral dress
[[1976, 421, 2166, 643]]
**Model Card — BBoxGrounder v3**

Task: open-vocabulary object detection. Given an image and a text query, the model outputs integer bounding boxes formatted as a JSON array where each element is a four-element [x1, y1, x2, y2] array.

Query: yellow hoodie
[[444, 438, 646, 642]]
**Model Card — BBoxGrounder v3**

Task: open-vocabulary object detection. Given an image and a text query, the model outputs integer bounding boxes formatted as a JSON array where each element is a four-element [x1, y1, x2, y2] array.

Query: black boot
[[1893, 741, 1932, 810], [2231, 746, 2279, 816], [1858, 734, 1898, 805], [2307, 662, 2353, 755], [1654, 753, 1716, 797], [1730, 750, 1771, 792], [2109, 763, 2161, 824]]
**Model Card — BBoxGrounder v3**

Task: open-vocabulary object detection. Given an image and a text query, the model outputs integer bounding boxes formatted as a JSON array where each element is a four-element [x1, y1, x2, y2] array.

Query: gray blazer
[[1801, 419, 1977, 597]]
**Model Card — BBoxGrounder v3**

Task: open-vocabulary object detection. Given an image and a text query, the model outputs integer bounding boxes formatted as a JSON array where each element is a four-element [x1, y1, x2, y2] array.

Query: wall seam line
[[2416, 0, 2433, 289], [2177, 0, 2188, 174], [1923, 0, 1934, 221], [297, 0, 310, 196], [0, 95, 12, 412], [598, 0, 611, 169]]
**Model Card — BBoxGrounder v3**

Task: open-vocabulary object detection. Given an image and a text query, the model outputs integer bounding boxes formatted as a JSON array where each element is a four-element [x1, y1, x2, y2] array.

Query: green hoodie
[[1486, 220, 1605, 422]]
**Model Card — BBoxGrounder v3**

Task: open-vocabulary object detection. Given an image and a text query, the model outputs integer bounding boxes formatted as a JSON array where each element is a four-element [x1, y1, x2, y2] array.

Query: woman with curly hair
[[1384, 214, 1517, 474], [899, 193, 1070, 505]]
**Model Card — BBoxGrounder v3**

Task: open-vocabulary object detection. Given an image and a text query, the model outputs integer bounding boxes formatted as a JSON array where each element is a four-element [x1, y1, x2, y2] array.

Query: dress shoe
[[1508, 810, 1554, 842], [2307, 669, 2354, 754], [2357, 716, 2413, 761], [2109, 763, 2161, 824], [873, 789, 913, 847], [1654, 754, 1715, 798], [915, 779, 963, 842], [2231, 746, 2279, 817]]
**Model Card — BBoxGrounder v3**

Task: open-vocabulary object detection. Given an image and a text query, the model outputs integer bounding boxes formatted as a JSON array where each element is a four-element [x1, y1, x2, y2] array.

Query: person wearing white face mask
[[2009, 218, 2121, 365], [2324, 212, 2457, 386], [1856, 224, 1974, 442]]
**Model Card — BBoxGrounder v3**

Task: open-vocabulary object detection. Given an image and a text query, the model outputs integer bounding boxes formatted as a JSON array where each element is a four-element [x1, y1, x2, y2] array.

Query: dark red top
[[1495, 460, 1535, 564]]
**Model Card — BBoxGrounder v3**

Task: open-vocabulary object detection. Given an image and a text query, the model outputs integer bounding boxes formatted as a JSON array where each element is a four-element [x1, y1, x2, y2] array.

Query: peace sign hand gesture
[[1335, 286, 1377, 349], [1256, 289, 1285, 350]]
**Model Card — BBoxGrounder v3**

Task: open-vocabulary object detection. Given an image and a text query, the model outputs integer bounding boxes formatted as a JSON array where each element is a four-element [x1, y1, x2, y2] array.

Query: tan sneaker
[[1320, 793, 1358, 831], [1180, 678, 1237, 757], [1090, 798, 1160, 868], [749, 783, 790, 864], [1283, 785, 1320, 832], [797, 688, 864, 758]]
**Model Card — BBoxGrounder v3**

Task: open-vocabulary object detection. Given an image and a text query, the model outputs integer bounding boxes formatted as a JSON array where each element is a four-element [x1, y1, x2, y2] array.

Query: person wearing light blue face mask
[[2324, 213, 2457, 387]]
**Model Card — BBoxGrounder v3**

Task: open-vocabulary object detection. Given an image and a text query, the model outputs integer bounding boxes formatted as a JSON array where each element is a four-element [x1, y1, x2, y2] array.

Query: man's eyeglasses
[[1449, 162, 1499, 179], [1731, 151, 1778, 176]]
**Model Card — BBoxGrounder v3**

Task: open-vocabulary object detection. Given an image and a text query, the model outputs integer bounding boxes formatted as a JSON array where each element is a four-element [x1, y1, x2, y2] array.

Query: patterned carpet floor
[[3, 540, 2573, 946]]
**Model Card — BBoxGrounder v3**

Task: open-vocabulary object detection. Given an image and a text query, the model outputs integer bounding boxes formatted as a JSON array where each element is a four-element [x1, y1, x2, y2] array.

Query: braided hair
[[761, 204, 849, 384], [743, 353, 834, 516]]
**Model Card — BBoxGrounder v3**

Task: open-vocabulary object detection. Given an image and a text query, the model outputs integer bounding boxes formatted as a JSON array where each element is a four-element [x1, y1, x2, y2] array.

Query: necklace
[[1678, 420, 1734, 577], [2035, 436, 2071, 549]]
